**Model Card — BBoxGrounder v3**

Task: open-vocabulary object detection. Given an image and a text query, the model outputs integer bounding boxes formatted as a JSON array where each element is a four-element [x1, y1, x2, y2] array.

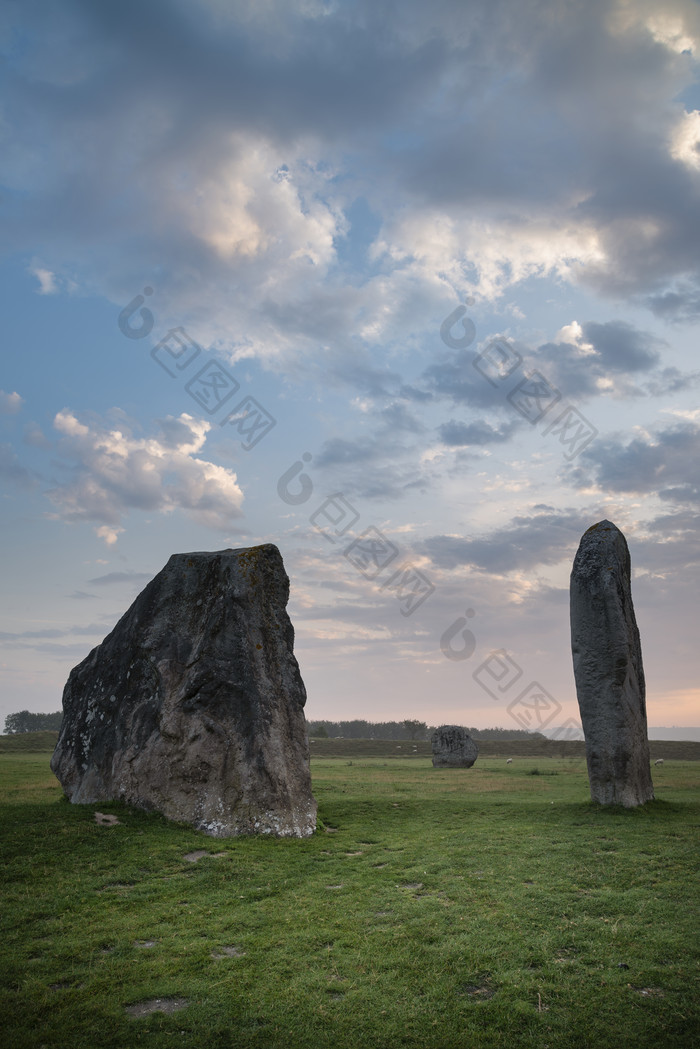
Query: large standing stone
[[431, 725, 479, 768], [51, 545, 317, 837], [570, 521, 654, 807]]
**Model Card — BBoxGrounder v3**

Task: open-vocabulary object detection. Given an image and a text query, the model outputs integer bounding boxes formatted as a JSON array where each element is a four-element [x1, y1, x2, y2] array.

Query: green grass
[[1, 752, 698, 1048], [3, 730, 699, 759], [0, 730, 59, 752]]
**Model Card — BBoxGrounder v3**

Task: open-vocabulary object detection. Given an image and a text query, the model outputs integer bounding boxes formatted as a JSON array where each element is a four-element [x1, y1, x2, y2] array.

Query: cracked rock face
[[51, 545, 317, 837], [431, 725, 479, 768], [570, 521, 654, 807]]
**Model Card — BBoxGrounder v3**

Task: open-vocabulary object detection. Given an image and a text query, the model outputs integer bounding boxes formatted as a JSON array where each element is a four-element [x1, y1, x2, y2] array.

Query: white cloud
[[2, 0, 698, 362], [28, 265, 58, 294], [47, 410, 244, 541], [95, 525, 123, 546], [0, 390, 23, 414], [610, 0, 700, 54], [670, 109, 700, 170]]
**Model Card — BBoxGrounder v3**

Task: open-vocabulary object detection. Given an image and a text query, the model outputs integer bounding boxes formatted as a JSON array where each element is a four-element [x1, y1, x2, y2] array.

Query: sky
[[1, 0, 699, 738]]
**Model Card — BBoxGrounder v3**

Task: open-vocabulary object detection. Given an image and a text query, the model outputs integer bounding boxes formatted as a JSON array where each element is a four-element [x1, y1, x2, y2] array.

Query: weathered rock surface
[[51, 545, 317, 837], [570, 521, 654, 807], [431, 725, 479, 768]]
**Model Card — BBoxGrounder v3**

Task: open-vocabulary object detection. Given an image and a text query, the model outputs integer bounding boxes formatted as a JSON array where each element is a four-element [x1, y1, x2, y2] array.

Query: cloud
[[646, 280, 700, 321], [0, 443, 35, 489], [569, 421, 700, 505], [419, 508, 589, 574], [2, 0, 699, 367], [86, 571, 154, 586], [438, 419, 519, 446], [28, 264, 57, 294], [23, 422, 51, 447], [580, 321, 661, 373], [531, 319, 669, 400], [0, 390, 23, 414], [95, 525, 124, 546], [0, 623, 105, 640], [419, 348, 513, 410], [46, 410, 245, 540]]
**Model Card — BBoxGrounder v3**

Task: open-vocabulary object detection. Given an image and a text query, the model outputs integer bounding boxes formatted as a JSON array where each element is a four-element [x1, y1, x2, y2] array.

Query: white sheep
[[654, 758, 664, 766], [506, 758, 513, 764]]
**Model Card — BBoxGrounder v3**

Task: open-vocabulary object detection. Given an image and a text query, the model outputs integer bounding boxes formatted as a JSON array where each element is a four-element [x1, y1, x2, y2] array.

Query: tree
[[403, 719, 427, 740], [4, 710, 62, 733], [310, 723, 328, 738]]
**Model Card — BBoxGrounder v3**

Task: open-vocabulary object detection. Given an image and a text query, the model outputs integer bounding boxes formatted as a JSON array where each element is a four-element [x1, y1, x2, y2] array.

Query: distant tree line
[[4, 710, 62, 734], [3, 710, 544, 742], [308, 719, 544, 741]]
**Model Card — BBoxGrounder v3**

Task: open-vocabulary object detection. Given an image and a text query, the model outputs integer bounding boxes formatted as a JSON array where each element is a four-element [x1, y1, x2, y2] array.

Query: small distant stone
[[134, 940, 157, 949], [125, 997, 188, 1018], [431, 725, 478, 768]]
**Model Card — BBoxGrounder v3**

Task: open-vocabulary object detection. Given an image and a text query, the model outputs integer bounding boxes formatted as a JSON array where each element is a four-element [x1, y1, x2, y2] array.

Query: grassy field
[[5, 731, 699, 760], [306, 736, 700, 761], [1, 747, 698, 1048]]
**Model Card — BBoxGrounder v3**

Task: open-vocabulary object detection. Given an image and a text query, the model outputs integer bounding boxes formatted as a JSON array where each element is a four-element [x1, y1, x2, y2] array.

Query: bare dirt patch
[[633, 986, 665, 998], [183, 850, 227, 862], [94, 812, 120, 826], [461, 984, 495, 1000], [211, 946, 246, 959], [125, 997, 188, 1018]]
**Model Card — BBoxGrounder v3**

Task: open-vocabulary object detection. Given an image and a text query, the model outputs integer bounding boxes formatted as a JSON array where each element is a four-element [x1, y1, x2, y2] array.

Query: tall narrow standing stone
[[570, 521, 654, 807], [51, 545, 317, 837]]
